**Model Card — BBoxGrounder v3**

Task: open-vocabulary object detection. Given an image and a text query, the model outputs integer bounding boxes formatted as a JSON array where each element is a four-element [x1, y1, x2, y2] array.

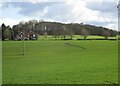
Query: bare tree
[[68, 27, 74, 40], [62, 25, 67, 39], [43, 26, 48, 40], [102, 30, 110, 39], [44, 32, 47, 40], [3, 26, 12, 40], [81, 29, 89, 40]]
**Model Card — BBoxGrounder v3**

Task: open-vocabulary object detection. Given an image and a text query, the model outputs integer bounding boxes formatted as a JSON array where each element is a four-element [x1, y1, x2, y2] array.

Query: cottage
[[14, 31, 38, 41]]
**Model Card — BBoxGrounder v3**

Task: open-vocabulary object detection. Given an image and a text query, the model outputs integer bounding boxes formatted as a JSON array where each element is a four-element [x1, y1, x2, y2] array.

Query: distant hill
[[0, 20, 118, 40]]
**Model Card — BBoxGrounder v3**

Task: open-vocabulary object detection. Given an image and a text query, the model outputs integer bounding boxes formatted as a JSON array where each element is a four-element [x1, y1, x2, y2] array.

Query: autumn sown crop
[[2, 40, 118, 84]]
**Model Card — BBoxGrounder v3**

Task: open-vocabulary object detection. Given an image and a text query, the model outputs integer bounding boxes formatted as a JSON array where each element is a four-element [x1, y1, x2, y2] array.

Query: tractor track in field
[[65, 43, 86, 49]]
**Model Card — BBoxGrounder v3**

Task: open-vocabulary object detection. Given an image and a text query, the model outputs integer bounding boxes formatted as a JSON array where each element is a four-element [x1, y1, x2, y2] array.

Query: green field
[[38, 35, 118, 40], [2, 40, 118, 84], [0, 41, 2, 85]]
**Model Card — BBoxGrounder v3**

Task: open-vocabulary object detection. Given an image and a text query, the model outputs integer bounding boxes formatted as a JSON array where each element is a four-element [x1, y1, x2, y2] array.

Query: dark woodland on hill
[[0, 19, 119, 41]]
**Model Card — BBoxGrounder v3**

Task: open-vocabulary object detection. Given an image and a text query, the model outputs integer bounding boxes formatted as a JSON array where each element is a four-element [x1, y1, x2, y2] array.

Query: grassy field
[[38, 35, 117, 40], [2, 40, 118, 84], [0, 41, 2, 85]]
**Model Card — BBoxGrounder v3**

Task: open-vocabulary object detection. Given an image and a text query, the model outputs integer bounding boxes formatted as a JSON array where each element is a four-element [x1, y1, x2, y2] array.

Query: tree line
[[0, 19, 119, 41]]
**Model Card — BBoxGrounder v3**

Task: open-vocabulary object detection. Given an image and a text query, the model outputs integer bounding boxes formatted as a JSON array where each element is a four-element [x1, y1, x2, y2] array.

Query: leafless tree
[[81, 29, 89, 40], [102, 30, 110, 39]]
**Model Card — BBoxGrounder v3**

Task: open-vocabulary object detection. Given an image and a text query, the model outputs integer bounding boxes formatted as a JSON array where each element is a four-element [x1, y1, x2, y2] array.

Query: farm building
[[14, 31, 38, 41]]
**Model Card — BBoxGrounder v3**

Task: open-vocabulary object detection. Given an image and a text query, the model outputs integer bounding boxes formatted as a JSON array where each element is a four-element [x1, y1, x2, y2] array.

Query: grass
[[38, 35, 117, 40], [2, 40, 118, 84], [0, 41, 2, 85]]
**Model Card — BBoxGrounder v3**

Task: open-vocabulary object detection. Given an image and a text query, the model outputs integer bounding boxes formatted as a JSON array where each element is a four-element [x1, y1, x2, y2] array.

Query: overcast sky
[[0, 0, 118, 30]]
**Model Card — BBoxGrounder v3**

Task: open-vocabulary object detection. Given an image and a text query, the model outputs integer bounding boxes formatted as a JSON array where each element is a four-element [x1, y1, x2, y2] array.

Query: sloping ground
[[2, 40, 118, 84]]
